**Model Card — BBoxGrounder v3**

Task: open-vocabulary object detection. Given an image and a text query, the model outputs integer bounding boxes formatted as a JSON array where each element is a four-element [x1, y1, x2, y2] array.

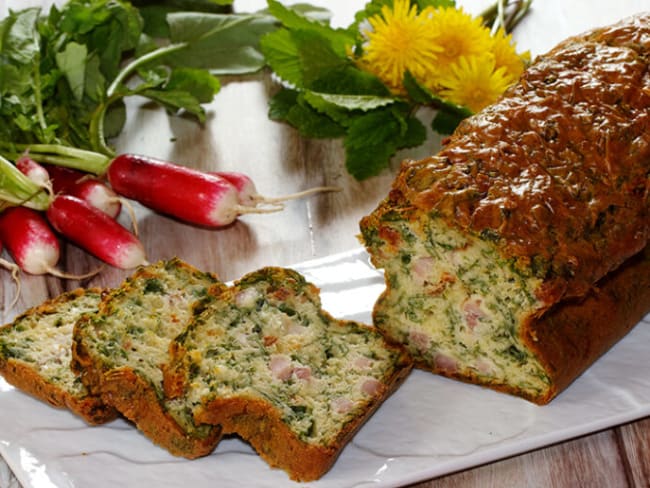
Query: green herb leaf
[[266, 0, 354, 57], [268, 88, 346, 138], [166, 67, 221, 104], [165, 13, 277, 74], [260, 28, 303, 86], [286, 97, 347, 139], [305, 92, 397, 112], [403, 70, 471, 134], [268, 88, 299, 122], [55, 42, 88, 102]]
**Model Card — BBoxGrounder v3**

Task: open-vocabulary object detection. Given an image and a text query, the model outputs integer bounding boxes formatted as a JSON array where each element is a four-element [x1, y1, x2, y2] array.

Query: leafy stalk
[[90, 42, 191, 156], [0, 143, 111, 175], [0, 155, 51, 210]]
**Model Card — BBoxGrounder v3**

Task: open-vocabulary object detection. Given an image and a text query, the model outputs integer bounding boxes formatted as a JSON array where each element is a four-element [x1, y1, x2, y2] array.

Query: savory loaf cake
[[72, 258, 225, 458], [164, 267, 413, 481], [359, 14, 650, 404], [0, 288, 117, 424]]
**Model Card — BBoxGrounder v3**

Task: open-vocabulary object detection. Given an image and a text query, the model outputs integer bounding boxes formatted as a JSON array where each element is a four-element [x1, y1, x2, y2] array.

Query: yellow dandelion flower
[[436, 54, 512, 112], [490, 28, 530, 82], [357, 0, 442, 94], [423, 6, 493, 77]]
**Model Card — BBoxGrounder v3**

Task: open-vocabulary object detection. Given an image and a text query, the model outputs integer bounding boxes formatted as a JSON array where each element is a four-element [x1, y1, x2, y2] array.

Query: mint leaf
[[403, 70, 471, 134], [268, 88, 299, 121], [304, 91, 396, 114], [343, 108, 402, 179], [432, 110, 465, 134], [286, 97, 346, 139], [398, 115, 427, 149], [342, 107, 426, 179], [308, 64, 390, 96], [345, 140, 397, 180], [269, 89, 345, 138], [291, 28, 348, 88], [266, 0, 354, 57], [260, 28, 303, 86], [345, 109, 402, 149]]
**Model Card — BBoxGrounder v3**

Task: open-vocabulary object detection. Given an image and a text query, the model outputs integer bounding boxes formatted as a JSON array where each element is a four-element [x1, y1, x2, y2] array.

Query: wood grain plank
[[616, 417, 650, 487], [412, 429, 629, 488]]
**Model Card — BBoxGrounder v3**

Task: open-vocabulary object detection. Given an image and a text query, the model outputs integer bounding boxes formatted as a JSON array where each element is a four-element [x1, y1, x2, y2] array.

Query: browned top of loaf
[[392, 13, 649, 303]]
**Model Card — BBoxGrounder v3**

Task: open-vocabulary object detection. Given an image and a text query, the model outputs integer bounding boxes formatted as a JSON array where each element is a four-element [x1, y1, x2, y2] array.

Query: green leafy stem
[[91, 41, 190, 157]]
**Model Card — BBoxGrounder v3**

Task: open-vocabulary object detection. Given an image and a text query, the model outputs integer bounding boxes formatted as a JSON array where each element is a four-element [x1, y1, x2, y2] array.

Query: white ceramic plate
[[1, 248, 649, 488]]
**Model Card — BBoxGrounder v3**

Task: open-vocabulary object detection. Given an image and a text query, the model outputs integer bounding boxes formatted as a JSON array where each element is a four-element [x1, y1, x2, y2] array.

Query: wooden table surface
[[1, 0, 649, 487]]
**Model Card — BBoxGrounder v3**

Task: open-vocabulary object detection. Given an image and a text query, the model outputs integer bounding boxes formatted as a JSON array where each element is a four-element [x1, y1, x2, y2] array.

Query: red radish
[[43, 164, 88, 194], [0, 206, 67, 277], [68, 178, 122, 219], [215, 171, 340, 208], [107, 154, 271, 228], [46, 194, 146, 269], [16, 154, 52, 193], [43, 164, 122, 219]]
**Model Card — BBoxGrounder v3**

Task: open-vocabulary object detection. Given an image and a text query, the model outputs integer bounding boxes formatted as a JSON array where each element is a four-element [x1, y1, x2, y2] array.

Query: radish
[[0, 206, 95, 279], [15, 154, 52, 193], [107, 154, 276, 228], [43, 164, 122, 219], [46, 194, 146, 269], [42, 164, 87, 194], [215, 171, 340, 208], [67, 178, 122, 219]]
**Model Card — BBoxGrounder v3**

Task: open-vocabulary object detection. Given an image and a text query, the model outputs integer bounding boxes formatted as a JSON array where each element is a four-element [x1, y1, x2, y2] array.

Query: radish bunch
[[0, 149, 338, 301]]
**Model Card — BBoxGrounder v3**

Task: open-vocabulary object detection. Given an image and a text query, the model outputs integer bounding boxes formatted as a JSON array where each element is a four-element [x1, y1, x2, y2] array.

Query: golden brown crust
[[0, 288, 117, 425], [523, 245, 650, 404], [193, 357, 411, 482], [71, 260, 225, 458], [0, 355, 116, 425], [360, 14, 650, 405], [165, 266, 414, 480], [391, 13, 649, 302]]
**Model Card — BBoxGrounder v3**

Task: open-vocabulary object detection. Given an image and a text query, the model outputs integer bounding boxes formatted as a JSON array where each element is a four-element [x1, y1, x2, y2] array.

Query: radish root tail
[[116, 197, 139, 236], [1, 258, 21, 310], [254, 185, 341, 204], [45, 264, 104, 281]]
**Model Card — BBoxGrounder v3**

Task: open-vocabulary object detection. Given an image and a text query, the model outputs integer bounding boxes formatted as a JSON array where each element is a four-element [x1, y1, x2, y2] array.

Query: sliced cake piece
[[164, 267, 413, 481], [0, 288, 117, 424], [72, 258, 225, 458]]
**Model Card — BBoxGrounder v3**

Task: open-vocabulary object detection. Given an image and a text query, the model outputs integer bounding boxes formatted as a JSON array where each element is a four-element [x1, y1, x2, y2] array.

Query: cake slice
[[72, 258, 224, 458], [0, 288, 117, 424], [164, 267, 413, 481]]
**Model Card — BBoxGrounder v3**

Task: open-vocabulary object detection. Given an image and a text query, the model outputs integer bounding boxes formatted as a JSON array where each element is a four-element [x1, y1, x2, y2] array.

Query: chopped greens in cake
[[363, 209, 551, 399], [72, 258, 224, 453], [165, 267, 412, 480], [0, 288, 116, 424]]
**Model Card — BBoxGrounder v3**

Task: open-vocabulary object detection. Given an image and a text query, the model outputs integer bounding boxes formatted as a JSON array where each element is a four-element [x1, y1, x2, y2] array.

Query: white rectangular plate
[[1, 248, 649, 488]]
